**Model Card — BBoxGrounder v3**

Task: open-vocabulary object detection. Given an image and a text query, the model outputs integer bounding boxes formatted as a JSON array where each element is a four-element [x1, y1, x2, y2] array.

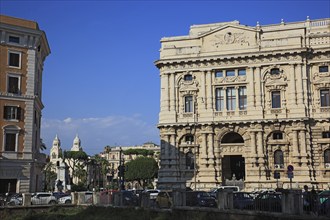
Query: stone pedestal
[[22, 193, 31, 206]]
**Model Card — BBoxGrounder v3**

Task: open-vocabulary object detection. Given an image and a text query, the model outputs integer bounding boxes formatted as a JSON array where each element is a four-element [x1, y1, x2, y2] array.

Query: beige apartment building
[[155, 18, 330, 191], [100, 142, 160, 188], [0, 15, 50, 193]]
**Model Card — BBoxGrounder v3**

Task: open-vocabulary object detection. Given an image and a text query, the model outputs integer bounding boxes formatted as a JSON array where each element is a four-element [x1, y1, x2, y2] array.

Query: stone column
[[296, 64, 304, 106], [203, 133, 208, 158], [235, 86, 239, 112], [206, 71, 213, 110], [170, 134, 177, 158], [201, 71, 207, 110], [257, 130, 264, 158], [289, 64, 297, 106], [208, 133, 214, 159], [301, 62, 308, 110], [299, 130, 307, 157], [292, 130, 299, 157], [250, 131, 257, 156], [161, 73, 170, 111], [255, 67, 262, 109], [164, 135, 170, 160], [170, 73, 176, 112], [223, 86, 227, 113], [247, 67, 255, 108]]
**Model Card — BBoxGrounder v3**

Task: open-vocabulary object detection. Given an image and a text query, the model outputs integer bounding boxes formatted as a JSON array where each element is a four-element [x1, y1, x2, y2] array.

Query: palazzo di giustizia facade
[[155, 18, 330, 191]]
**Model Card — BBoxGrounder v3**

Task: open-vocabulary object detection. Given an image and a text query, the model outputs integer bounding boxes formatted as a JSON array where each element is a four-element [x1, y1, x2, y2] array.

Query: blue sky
[[1, 0, 329, 155]]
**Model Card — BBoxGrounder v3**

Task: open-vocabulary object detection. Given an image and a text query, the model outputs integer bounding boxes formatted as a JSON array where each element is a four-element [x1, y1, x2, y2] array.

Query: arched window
[[270, 68, 280, 75], [273, 132, 283, 140], [184, 74, 193, 81], [52, 152, 57, 159], [221, 132, 244, 143], [324, 149, 330, 168], [186, 151, 195, 170], [185, 135, 194, 144], [274, 150, 284, 168]]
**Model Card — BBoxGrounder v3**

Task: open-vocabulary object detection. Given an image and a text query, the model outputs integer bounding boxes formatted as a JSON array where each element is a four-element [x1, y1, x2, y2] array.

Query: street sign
[[287, 165, 294, 172]]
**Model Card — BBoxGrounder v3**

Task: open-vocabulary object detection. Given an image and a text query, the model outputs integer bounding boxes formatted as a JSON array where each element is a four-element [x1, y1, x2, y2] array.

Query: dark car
[[186, 191, 217, 208], [233, 192, 254, 210], [122, 190, 138, 206], [254, 192, 282, 212]]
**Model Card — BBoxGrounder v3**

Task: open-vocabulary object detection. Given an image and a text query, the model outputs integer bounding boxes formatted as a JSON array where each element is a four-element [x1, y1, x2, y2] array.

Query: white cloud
[[41, 115, 159, 156]]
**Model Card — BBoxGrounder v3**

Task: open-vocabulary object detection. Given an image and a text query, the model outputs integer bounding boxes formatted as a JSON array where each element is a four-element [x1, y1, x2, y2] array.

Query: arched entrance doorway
[[220, 132, 245, 188]]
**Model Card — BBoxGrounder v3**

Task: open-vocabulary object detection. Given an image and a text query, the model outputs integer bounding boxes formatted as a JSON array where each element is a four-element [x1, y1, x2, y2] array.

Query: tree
[[123, 149, 154, 157], [124, 157, 158, 189], [93, 154, 110, 188], [63, 150, 88, 183], [43, 162, 57, 191]]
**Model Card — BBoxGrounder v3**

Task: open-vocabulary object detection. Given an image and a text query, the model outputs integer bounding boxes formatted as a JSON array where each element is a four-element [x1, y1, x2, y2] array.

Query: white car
[[31, 192, 57, 205], [145, 189, 160, 200], [58, 195, 72, 204], [58, 192, 93, 204]]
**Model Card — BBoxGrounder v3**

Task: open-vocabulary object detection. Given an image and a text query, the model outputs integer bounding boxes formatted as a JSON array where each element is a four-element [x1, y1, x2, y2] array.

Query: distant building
[[100, 142, 160, 188], [155, 18, 330, 191], [0, 15, 50, 193], [49, 134, 85, 190]]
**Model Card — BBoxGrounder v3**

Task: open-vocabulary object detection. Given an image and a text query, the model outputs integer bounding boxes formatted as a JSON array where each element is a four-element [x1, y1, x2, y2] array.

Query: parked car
[[233, 192, 254, 210], [254, 192, 282, 212], [145, 189, 160, 200], [31, 192, 57, 205], [319, 198, 330, 216], [186, 191, 217, 208], [122, 190, 139, 206], [58, 195, 72, 204], [52, 192, 70, 200], [6, 193, 22, 206], [209, 186, 240, 198], [156, 190, 173, 208]]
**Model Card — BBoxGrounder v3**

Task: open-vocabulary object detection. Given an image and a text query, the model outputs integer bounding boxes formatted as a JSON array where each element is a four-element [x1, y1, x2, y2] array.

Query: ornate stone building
[[155, 18, 330, 191], [0, 15, 50, 193]]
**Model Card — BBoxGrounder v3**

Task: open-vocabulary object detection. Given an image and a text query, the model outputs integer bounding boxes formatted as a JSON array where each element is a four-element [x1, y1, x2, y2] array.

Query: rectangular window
[[215, 88, 224, 111], [320, 89, 330, 107], [215, 70, 223, 78], [319, 66, 329, 73], [239, 86, 247, 110], [9, 36, 20, 44], [4, 106, 21, 120], [5, 133, 16, 151], [238, 69, 246, 76], [185, 96, 193, 113], [226, 70, 235, 77], [7, 75, 20, 94], [8, 51, 21, 68], [272, 91, 281, 108], [226, 87, 236, 111]]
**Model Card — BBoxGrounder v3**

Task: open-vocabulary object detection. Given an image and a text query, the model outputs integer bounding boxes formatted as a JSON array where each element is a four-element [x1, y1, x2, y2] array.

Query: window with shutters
[[3, 106, 22, 120]]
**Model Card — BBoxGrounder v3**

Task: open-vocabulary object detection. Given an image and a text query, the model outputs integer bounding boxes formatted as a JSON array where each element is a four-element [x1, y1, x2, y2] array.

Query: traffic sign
[[287, 171, 294, 179], [287, 165, 294, 172], [274, 171, 280, 179]]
